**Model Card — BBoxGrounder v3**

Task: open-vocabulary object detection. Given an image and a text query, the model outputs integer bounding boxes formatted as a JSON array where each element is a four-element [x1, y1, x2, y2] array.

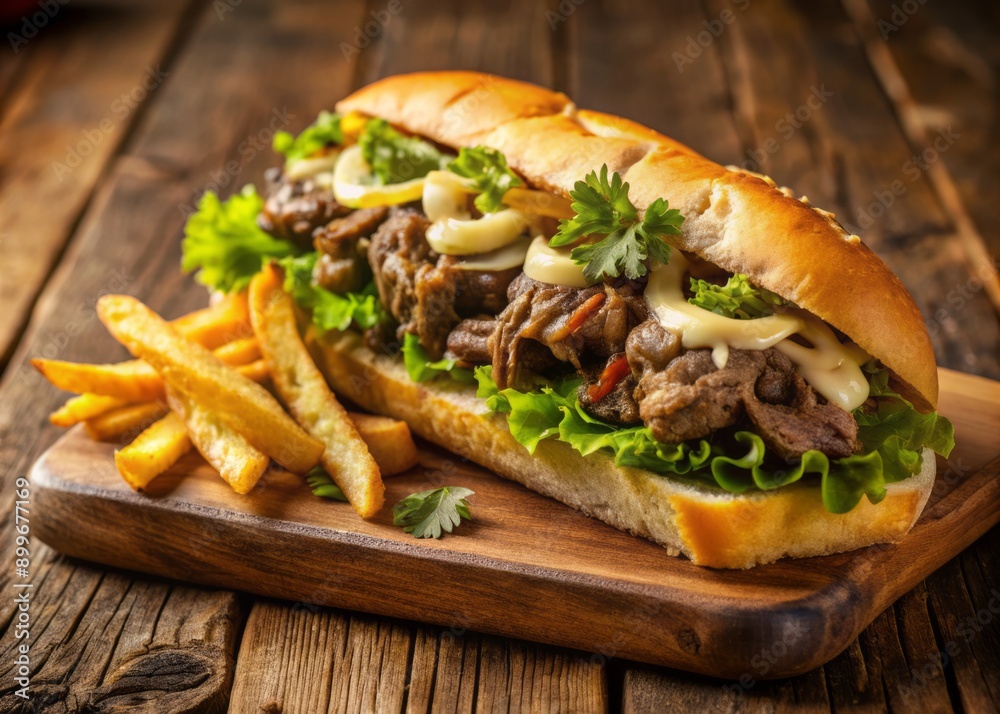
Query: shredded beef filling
[[489, 273, 648, 393], [628, 339, 861, 460], [268, 185, 863, 461], [367, 207, 518, 358], [258, 167, 351, 247], [311, 206, 388, 293]]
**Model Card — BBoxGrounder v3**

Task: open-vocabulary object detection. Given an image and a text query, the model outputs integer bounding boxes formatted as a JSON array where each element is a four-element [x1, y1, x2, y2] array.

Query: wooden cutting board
[[31, 368, 1000, 679]]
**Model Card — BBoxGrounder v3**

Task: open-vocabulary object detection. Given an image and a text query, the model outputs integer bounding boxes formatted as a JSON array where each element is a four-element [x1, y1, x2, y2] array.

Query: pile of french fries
[[32, 264, 418, 519]]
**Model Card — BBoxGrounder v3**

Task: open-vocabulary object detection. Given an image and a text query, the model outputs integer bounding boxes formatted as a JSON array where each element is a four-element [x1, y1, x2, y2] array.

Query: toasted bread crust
[[337, 71, 937, 409], [308, 330, 935, 569]]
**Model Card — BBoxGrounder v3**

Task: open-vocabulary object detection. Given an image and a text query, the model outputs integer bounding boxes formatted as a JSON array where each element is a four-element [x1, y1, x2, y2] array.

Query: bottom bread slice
[[308, 329, 935, 569]]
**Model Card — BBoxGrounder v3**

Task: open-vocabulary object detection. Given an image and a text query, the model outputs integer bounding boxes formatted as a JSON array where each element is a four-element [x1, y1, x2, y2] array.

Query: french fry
[[96, 294, 323, 474], [85, 402, 169, 442], [50, 393, 129, 427], [212, 337, 261, 366], [250, 264, 384, 518], [348, 412, 418, 476], [32, 358, 164, 402], [114, 412, 192, 491], [236, 359, 269, 384], [166, 386, 270, 495], [171, 292, 252, 349]]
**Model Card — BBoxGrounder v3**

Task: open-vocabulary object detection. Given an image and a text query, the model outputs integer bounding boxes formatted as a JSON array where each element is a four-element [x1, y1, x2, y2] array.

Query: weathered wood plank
[[0, 0, 194, 371], [355, 0, 555, 86], [842, 0, 1000, 311], [229, 603, 607, 713]]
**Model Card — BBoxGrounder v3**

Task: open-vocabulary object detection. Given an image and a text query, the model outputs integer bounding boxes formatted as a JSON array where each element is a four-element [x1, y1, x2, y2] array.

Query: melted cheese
[[333, 144, 428, 208], [450, 236, 533, 271], [522, 235, 589, 287], [421, 170, 530, 255], [645, 254, 870, 410], [285, 151, 341, 183]]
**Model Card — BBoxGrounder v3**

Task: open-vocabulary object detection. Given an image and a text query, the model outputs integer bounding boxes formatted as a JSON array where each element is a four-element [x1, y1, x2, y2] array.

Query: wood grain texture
[[0, 0, 195, 370], [229, 601, 607, 713], [28, 369, 1000, 681]]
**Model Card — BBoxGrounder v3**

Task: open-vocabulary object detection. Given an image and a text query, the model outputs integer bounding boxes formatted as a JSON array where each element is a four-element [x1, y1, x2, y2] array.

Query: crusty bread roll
[[308, 330, 935, 569], [338, 71, 937, 410], [329, 71, 939, 567]]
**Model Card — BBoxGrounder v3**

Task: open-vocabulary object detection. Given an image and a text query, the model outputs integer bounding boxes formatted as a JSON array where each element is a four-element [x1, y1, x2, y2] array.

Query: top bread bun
[[337, 71, 938, 409]]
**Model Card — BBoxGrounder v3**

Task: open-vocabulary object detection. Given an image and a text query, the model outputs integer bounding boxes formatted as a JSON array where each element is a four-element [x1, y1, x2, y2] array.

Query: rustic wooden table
[[1, 0, 997, 711]]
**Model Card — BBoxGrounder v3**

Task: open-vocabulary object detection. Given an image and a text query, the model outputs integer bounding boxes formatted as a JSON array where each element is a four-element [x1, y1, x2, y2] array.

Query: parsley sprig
[[392, 487, 475, 539], [549, 165, 684, 282], [688, 274, 788, 319], [447, 146, 522, 214]]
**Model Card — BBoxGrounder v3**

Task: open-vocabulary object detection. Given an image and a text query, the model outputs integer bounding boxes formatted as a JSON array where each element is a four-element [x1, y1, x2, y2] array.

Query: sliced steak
[[257, 167, 350, 246], [631, 345, 861, 460], [447, 319, 495, 365], [313, 207, 388, 255], [489, 274, 648, 390], [578, 354, 641, 425]]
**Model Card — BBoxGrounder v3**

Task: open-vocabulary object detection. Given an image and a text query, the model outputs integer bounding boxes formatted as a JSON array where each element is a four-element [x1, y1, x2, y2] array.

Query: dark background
[[0, 0, 997, 711]]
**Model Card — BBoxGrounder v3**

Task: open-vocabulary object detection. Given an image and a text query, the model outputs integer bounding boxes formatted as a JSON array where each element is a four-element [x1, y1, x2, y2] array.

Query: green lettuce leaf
[[181, 186, 299, 293], [447, 146, 522, 213], [359, 118, 445, 185], [688, 273, 787, 319], [472, 362, 955, 515], [279, 252, 384, 332], [402, 333, 475, 384], [273, 111, 343, 164]]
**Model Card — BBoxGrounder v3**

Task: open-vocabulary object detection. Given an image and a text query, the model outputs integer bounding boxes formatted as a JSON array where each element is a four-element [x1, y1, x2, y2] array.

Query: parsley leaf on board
[[305, 467, 349, 502], [402, 333, 476, 384], [359, 118, 446, 185], [447, 146, 522, 214], [688, 274, 788, 319], [549, 165, 683, 282], [181, 186, 299, 294], [392, 487, 475, 539], [273, 111, 344, 164], [279, 252, 384, 332]]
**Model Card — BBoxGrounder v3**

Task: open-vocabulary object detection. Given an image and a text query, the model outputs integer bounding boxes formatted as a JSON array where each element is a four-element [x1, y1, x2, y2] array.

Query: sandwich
[[182, 71, 954, 568]]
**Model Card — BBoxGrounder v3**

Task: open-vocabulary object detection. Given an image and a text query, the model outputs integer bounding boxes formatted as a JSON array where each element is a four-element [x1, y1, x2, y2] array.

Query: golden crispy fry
[[114, 412, 192, 491], [212, 337, 261, 366], [250, 265, 384, 517], [166, 386, 270, 494], [348, 412, 418, 476], [502, 187, 575, 219], [37, 338, 262, 409], [49, 393, 129, 427], [97, 294, 323, 473], [85, 402, 169, 442], [32, 358, 165, 401], [236, 359, 269, 383], [171, 292, 252, 349]]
